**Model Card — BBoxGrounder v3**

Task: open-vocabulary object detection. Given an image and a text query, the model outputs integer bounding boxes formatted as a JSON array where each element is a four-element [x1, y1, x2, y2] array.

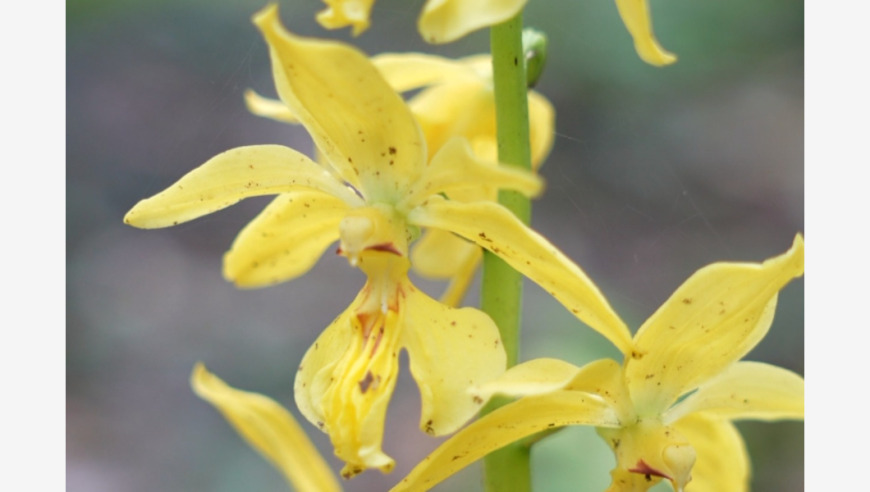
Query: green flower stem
[[481, 12, 533, 492]]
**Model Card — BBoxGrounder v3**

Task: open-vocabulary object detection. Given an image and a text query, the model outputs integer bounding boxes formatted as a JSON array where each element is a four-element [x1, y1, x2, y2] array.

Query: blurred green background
[[67, 0, 803, 490]]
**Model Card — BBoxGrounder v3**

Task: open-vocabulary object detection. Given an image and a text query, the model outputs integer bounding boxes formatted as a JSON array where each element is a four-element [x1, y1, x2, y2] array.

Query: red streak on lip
[[629, 459, 671, 480], [367, 242, 402, 256]]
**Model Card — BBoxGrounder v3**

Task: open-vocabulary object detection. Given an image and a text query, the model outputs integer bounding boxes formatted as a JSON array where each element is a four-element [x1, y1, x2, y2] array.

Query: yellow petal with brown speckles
[[123, 145, 358, 229], [401, 283, 506, 436], [665, 361, 804, 424], [254, 5, 425, 201], [626, 235, 804, 415], [390, 390, 617, 492], [223, 190, 349, 288], [408, 197, 633, 353]]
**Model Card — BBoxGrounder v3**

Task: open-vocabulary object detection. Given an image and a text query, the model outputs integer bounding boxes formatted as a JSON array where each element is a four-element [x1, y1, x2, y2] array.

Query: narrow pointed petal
[[223, 191, 349, 288], [418, 0, 528, 44], [316, 0, 375, 36], [672, 414, 750, 492], [390, 390, 618, 492], [614, 0, 677, 66], [665, 361, 804, 424], [372, 53, 479, 92], [244, 89, 298, 123], [627, 235, 805, 414], [191, 364, 342, 492], [254, 5, 426, 200], [401, 137, 542, 208], [408, 197, 633, 353], [123, 145, 358, 229], [401, 284, 506, 436]]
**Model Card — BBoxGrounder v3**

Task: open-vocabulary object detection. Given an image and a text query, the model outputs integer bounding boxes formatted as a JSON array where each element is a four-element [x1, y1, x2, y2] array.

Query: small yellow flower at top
[[245, 51, 555, 306], [125, 4, 630, 476], [392, 235, 804, 492], [317, 0, 528, 43]]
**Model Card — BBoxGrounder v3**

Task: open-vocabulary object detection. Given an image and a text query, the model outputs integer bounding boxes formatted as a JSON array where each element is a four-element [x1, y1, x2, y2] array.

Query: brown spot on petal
[[368, 242, 402, 256], [359, 370, 375, 394], [629, 459, 671, 480]]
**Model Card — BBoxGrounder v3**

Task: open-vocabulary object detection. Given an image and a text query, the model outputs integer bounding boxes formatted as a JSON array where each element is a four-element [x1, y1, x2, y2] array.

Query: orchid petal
[[401, 137, 542, 209], [408, 79, 492, 157], [123, 145, 358, 229], [316, 0, 375, 36], [673, 414, 750, 492], [528, 91, 555, 170], [254, 5, 426, 201], [294, 308, 355, 436], [627, 235, 804, 415], [401, 284, 506, 436], [665, 362, 804, 424], [410, 229, 478, 279], [475, 358, 635, 424], [418, 0, 528, 44], [191, 364, 342, 492], [372, 53, 480, 92], [390, 391, 618, 492], [435, 247, 483, 307], [410, 229, 482, 307], [410, 79, 552, 171], [408, 197, 633, 353], [244, 89, 298, 124], [294, 285, 402, 475], [472, 358, 582, 400], [614, 0, 677, 66], [223, 191, 349, 288]]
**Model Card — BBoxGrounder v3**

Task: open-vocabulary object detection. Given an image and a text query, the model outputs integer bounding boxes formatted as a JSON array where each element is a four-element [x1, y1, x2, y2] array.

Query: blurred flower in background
[[67, 0, 803, 490]]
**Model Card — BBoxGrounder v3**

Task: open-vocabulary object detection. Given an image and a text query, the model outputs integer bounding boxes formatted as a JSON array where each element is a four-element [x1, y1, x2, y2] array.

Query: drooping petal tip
[[614, 0, 677, 66], [191, 363, 343, 492]]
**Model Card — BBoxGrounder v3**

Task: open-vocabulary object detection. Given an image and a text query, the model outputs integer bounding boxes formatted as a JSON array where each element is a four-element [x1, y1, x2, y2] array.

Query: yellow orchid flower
[[392, 235, 805, 492], [245, 52, 555, 306], [125, 4, 630, 476], [317, 0, 528, 43], [615, 0, 677, 66], [191, 363, 343, 492]]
